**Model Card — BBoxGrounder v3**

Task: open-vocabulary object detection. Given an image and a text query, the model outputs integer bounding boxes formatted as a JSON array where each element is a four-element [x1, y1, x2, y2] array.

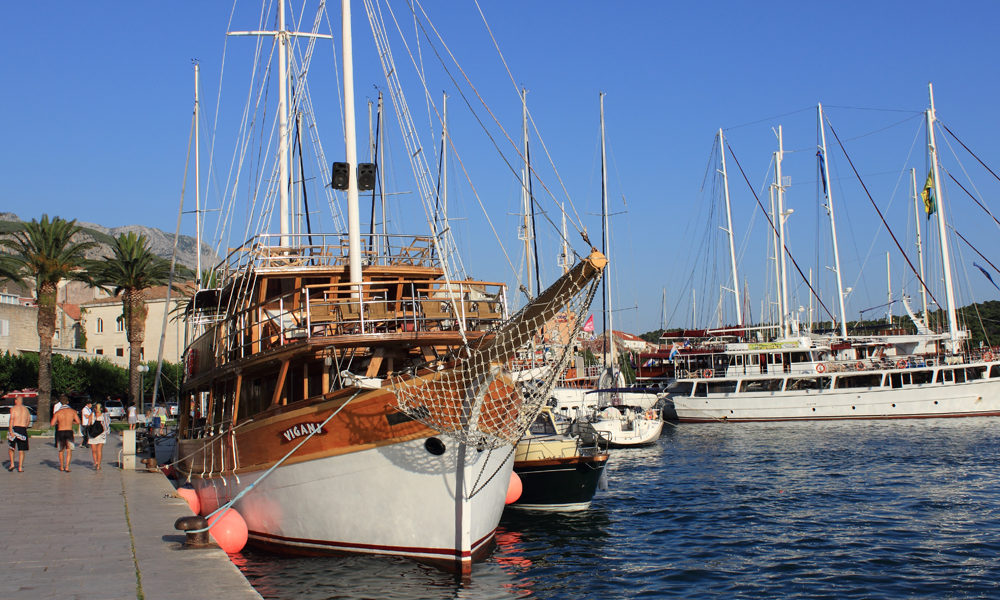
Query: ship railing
[[216, 232, 438, 278], [204, 278, 509, 361]]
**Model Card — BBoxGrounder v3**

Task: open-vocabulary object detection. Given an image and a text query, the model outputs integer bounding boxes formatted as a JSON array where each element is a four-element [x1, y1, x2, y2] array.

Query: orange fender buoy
[[505, 471, 523, 505], [209, 508, 249, 554], [177, 487, 200, 515]]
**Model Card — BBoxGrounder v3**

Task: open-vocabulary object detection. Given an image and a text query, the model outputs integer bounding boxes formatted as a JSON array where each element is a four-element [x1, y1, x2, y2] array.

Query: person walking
[[51, 403, 80, 472], [80, 401, 93, 448], [127, 402, 137, 430], [88, 403, 111, 470], [6, 396, 31, 472]]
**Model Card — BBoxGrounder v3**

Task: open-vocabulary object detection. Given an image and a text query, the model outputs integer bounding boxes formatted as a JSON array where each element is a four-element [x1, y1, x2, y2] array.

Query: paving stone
[[0, 431, 261, 599]]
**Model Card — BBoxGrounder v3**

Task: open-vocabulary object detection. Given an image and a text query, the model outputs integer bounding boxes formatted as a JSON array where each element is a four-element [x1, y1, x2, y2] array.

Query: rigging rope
[[824, 120, 942, 312], [725, 141, 837, 322]]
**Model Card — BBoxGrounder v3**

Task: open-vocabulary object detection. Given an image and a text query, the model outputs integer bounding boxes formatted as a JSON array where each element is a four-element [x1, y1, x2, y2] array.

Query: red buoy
[[209, 508, 249, 554], [177, 487, 200, 515], [505, 471, 522, 504]]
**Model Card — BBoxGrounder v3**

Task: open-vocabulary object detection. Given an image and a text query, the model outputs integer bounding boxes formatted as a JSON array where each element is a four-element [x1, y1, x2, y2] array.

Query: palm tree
[[89, 232, 175, 408], [0, 215, 96, 426]]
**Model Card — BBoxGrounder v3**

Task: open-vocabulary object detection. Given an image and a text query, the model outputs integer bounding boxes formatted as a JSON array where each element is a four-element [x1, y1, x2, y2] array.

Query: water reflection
[[235, 418, 1000, 599]]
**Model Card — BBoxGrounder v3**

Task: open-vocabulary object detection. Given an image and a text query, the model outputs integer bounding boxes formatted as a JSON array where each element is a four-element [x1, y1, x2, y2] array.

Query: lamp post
[[137, 365, 149, 413]]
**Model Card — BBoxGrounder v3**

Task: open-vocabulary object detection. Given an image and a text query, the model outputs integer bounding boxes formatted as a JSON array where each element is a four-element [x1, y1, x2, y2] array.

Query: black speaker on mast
[[331, 162, 350, 190], [357, 163, 376, 191]]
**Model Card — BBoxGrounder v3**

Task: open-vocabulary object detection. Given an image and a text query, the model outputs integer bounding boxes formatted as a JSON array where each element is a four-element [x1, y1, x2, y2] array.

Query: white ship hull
[[190, 436, 513, 573], [667, 366, 1000, 422]]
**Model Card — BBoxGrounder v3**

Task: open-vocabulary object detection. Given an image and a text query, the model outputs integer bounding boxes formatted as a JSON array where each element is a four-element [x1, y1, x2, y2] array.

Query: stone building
[[80, 285, 191, 365]]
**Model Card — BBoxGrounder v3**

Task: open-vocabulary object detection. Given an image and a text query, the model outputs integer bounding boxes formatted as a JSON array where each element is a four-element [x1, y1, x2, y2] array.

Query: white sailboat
[[661, 86, 1000, 422]]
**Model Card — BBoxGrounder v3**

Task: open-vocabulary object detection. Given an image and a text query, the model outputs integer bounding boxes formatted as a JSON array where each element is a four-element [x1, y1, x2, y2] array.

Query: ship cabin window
[[888, 372, 910, 389], [967, 366, 986, 381], [954, 368, 967, 383], [528, 413, 558, 436], [835, 374, 883, 389], [705, 380, 738, 395], [666, 381, 694, 397], [937, 369, 953, 384], [740, 378, 783, 393], [786, 377, 830, 390], [790, 352, 810, 364], [910, 370, 933, 385], [991, 365, 1000, 378]]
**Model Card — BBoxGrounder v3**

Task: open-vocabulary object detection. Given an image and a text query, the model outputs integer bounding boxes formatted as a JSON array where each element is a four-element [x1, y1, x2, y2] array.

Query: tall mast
[[818, 103, 849, 338], [927, 82, 959, 351], [774, 126, 790, 338], [277, 0, 290, 247], [559, 202, 570, 275], [193, 61, 202, 288], [718, 129, 742, 326], [600, 93, 615, 373], [911, 168, 929, 321], [441, 93, 448, 234], [886, 252, 892, 323], [342, 0, 362, 291], [377, 92, 387, 259], [768, 185, 780, 332], [520, 88, 533, 297]]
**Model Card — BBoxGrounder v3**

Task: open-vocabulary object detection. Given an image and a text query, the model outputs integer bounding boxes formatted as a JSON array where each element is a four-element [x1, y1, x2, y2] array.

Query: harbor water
[[233, 418, 1000, 599]]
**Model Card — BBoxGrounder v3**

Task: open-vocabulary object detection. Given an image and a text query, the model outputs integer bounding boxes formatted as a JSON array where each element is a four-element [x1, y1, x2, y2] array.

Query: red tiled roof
[[59, 303, 81, 321]]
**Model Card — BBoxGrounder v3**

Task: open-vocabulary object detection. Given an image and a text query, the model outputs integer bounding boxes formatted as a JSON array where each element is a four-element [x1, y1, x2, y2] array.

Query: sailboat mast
[[520, 88, 533, 297], [193, 61, 202, 288], [441, 93, 448, 234], [341, 0, 363, 289], [768, 184, 780, 332], [718, 129, 742, 326], [774, 126, 790, 338], [886, 252, 892, 323], [277, 0, 291, 247], [600, 93, 613, 372], [927, 83, 959, 351], [818, 103, 849, 338], [378, 92, 387, 260], [911, 167, 929, 321]]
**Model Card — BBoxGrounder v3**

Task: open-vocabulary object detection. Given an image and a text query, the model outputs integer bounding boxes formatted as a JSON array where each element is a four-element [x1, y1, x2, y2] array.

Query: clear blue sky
[[3, 1, 1000, 335]]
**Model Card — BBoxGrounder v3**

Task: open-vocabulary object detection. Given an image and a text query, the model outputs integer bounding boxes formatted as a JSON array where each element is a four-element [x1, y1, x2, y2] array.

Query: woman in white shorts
[[127, 403, 137, 429], [88, 403, 111, 470]]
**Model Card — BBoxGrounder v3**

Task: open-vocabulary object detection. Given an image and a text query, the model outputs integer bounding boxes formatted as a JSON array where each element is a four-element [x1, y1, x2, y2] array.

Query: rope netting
[[388, 251, 606, 448]]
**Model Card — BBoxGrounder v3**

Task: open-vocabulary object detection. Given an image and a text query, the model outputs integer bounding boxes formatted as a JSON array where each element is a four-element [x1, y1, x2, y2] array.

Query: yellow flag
[[920, 170, 936, 220]]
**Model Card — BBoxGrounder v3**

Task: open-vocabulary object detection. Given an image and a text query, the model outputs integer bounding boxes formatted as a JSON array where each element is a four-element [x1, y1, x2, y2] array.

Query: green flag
[[921, 169, 936, 220]]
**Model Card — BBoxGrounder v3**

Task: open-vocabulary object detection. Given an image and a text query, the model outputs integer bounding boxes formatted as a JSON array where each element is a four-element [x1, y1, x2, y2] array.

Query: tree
[[89, 232, 175, 407], [0, 215, 95, 426]]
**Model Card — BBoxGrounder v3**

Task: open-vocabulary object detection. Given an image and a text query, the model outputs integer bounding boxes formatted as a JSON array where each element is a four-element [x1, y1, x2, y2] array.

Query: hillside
[[0, 212, 218, 273]]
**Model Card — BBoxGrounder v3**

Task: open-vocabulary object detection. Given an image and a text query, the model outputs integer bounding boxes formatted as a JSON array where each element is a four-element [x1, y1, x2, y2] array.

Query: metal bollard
[[174, 516, 211, 547]]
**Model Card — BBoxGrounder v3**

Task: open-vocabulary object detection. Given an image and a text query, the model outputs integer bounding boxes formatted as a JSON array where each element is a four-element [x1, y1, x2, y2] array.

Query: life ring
[[896, 359, 909, 369], [703, 369, 714, 379], [925, 358, 936, 367], [815, 363, 827, 374], [985, 352, 995, 362], [855, 361, 865, 371]]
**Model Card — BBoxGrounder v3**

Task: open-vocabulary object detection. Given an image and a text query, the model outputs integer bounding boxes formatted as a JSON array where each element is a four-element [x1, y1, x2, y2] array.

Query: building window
[[96, 318, 104, 333], [95, 348, 103, 355], [116, 316, 125, 333], [116, 347, 124, 357], [0, 319, 8, 337]]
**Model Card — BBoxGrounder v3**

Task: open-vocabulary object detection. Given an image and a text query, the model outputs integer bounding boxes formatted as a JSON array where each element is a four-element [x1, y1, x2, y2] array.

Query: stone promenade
[[1, 431, 261, 600]]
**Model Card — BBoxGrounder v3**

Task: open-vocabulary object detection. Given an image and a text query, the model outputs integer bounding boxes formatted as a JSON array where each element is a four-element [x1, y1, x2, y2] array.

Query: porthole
[[425, 437, 446, 456]]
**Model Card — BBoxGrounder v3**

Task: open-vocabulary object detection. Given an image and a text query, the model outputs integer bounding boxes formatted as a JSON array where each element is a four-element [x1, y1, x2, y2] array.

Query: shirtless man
[[7, 397, 31, 472], [51, 404, 80, 472]]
